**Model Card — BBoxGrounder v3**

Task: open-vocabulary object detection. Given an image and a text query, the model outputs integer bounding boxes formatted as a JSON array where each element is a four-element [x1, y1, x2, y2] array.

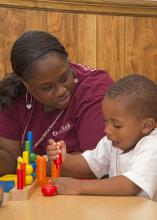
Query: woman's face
[[23, 54, 75, 110]]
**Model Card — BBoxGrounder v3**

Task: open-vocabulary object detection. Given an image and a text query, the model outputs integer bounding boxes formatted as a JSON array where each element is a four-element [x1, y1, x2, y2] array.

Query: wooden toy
[[41, 184, 57, 196], [0, 181, 15, 192], [1, 131, 64, 201], [36, 156, 48, 187], [0, 174, 17, 183], [27, 131, 33, 152], [9, 180, 37, 201]]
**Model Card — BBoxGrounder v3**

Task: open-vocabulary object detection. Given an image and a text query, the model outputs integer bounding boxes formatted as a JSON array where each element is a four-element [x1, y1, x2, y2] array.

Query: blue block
[[0, 181, 15, 192], [30, 162, 36, 170], [31, 172, 36, 180], [27, 131, 33, 152]]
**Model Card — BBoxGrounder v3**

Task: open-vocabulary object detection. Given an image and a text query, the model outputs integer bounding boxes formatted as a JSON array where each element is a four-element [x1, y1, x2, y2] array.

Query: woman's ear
[[142, 118, 156, 134]]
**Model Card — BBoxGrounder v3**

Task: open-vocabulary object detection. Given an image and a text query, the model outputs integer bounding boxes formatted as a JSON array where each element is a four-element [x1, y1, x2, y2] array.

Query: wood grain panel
[[0, 7, 26, 78], [78, 14, 96, 68], [125, 17, 157, 82], [0, 2, 157, 84], [97, 15, 125, 80], [25, 9, 47, 31], [0, 8, 7, 78], [47, 12, 78, 62]]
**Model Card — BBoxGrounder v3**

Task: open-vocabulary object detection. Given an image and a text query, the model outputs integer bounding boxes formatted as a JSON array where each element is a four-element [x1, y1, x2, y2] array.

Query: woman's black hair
[[0, 30, 68, 110]]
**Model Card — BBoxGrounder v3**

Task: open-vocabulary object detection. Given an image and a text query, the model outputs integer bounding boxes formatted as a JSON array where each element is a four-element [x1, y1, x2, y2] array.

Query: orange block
[[51, 162, 60, 179], [36, 156, 47, 187]]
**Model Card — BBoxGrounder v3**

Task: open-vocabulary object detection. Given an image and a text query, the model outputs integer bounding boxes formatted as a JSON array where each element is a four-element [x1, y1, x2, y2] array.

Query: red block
[[41, 185, 57, 196]]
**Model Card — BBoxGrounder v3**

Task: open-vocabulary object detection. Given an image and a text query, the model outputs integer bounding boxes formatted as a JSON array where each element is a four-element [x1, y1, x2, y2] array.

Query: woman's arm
[[0, 137, 21, 176], [0, 185, 3, 207]]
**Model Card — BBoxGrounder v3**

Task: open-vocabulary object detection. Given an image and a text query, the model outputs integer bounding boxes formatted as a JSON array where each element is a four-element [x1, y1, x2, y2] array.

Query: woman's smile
[[57, 93, 71, 108]]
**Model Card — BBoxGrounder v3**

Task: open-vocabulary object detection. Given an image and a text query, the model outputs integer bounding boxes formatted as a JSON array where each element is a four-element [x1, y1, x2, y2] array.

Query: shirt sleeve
[[82, 137, 111, 178], [0, 106, 21, 141], [122, 135, 157, 199], [74, 70, 113, 151]]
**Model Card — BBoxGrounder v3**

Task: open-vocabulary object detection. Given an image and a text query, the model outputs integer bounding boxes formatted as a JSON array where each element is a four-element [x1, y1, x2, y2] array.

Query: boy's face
[[102, 97, 145, 152]]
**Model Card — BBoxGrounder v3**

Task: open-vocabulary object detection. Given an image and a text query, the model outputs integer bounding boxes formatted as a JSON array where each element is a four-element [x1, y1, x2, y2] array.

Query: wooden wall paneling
[[77, 14, 97, 69], [0, 8, 7, 78], [125, 17, 157, 83], [0, 1, 157, 82], [0, 7, 26, 78], [25, 9, 47, 31], [47, 12, 78, 63], [96, 15, 125, 80]]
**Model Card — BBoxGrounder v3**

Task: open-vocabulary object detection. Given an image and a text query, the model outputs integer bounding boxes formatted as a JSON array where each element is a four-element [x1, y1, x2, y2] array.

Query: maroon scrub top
[[0, 63, 113, 155]]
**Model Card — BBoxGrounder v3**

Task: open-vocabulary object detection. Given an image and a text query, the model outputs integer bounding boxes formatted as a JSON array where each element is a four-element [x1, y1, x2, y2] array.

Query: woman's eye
[[42, 85, 54, 91], [60, 72, 69, 83], [114, 125, 122, 129], [61, 76, 68, 83]]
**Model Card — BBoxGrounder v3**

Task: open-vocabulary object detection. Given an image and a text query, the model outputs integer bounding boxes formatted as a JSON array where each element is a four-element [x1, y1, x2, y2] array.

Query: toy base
[[9, 181, 37, 201]]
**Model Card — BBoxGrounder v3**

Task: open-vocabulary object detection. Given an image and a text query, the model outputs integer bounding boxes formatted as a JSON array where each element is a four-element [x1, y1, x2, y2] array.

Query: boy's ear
[[142, 118, 156, 134]]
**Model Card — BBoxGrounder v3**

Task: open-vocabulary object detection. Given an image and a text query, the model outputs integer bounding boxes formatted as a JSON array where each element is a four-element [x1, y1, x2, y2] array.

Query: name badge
[[52, 123, 73, 137]]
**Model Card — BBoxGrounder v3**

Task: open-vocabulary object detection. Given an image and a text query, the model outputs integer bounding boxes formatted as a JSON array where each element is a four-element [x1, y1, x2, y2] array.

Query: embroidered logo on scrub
[[52, 123, 72, 136]]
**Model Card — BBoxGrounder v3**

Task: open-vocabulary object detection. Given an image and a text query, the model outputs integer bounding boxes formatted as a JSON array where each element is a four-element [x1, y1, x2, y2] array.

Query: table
[[1, 188, 157, 220]]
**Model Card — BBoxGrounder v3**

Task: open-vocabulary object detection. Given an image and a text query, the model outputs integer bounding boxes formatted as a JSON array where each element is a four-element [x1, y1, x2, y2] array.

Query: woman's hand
[[47, 139, 67, 163], [51, 177, 82, 195]]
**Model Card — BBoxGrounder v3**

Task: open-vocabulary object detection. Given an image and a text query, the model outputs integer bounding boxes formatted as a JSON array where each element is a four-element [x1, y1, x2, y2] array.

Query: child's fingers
[[47, 143, 60, 161], [56, 140, 66, 152], [47, 140, 60, 152], [47, 140, 66, 151], [48, 138, 55, 144], [47, 139, 66, 163], [47, 149, 59, 158], [47, 144, 57, 151]]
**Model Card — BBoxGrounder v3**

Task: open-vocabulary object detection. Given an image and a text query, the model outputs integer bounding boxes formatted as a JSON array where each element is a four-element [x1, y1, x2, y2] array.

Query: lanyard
[[22, 100, 64, 148]]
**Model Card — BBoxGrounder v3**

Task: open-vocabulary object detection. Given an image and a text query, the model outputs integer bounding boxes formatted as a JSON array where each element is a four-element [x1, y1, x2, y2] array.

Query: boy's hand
[[47, 139, 67, 163], [51, 177, 81, 195]]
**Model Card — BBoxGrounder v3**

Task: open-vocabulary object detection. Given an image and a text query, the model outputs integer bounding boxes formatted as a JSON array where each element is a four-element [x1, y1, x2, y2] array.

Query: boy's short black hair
[[105, 74, 157, 120]]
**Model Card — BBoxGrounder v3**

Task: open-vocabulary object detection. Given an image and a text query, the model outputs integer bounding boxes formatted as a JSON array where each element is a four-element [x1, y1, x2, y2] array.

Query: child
[[47, 74, 157, 201]]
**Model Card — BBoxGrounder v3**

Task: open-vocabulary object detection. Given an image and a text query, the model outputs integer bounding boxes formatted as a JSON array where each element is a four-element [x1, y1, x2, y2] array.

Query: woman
[[0, 31, 113, 175]]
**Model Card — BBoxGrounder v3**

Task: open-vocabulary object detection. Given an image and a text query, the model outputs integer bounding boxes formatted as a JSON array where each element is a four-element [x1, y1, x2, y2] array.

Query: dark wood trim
[[0, 0, 157, 16]]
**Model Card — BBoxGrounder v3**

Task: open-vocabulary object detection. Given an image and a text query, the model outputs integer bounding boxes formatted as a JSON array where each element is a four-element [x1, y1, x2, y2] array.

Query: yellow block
[[23, 151, 29, 164], [17, 156, 23, 169], [0, 174, 17, 183], [26, 175, 33, 185]]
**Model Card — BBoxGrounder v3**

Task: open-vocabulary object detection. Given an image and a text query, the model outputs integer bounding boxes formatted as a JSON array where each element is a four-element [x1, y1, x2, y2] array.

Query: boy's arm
[[80, 175, 141, 196], [47, 139, 95, 178], [60, 153, 96, 178], [52, 175, 141, 196]]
